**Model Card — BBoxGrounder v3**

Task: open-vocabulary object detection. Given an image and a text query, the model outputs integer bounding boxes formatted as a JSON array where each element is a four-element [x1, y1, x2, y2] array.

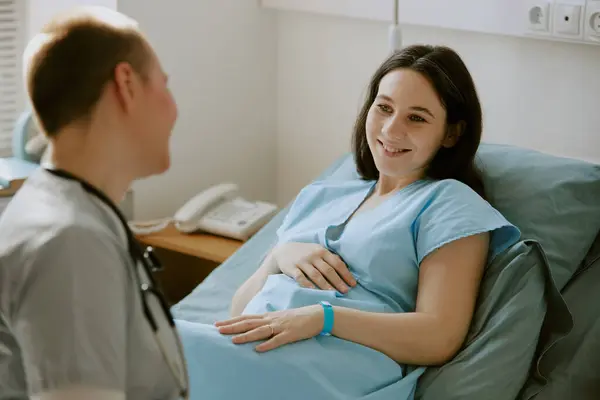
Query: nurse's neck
[[49, 118, 135, 206]]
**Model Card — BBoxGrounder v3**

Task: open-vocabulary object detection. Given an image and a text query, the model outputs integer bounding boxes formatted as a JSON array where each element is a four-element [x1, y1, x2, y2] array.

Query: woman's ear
[[442, 121, 466, 148]]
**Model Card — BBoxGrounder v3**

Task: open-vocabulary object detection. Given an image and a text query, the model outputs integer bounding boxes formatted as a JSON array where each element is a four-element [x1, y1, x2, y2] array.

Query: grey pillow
[[518, 232, 600, 400], [474, 143, 600, 291], [415, 240, 568, 400]]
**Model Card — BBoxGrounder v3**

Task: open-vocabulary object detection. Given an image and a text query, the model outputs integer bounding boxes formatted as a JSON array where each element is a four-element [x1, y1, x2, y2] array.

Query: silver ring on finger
[[267, 324, 274, 337]]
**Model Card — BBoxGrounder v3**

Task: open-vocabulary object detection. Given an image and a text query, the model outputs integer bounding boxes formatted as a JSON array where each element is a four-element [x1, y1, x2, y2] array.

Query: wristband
[[319, 301, 334, 336]]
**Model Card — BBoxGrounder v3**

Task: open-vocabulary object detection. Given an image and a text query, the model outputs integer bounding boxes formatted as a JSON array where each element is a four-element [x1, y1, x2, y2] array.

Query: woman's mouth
[[378, 140, 411, 157]]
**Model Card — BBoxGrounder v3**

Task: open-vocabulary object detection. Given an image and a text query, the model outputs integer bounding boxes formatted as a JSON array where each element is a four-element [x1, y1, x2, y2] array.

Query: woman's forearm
[[330, 307, 463, 366], [229, 252, 279, 317]]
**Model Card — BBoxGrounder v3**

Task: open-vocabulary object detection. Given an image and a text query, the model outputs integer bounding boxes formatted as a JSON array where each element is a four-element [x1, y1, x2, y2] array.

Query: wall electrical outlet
[[584, 1, 600, 42], [525, 0, 600, 45], [527, 2, 552, 33], [553, 3, 583, 37], [591, 12, 600, 32]]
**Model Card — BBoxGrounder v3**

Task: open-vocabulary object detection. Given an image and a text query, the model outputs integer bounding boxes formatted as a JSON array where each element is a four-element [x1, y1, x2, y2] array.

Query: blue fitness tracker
[[319, 301, 334, 336]]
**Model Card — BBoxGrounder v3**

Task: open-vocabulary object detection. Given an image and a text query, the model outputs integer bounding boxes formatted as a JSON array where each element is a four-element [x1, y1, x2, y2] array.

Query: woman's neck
[[49, 125, 135, 205], [376, 171, 423, 196]]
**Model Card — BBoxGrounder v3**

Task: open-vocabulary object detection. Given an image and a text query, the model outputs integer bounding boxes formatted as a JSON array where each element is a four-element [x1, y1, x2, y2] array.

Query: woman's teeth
[[382, 143, 407, 153]]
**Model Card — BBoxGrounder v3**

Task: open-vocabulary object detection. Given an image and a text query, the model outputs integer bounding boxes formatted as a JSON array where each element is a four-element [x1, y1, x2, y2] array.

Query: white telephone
[[129, 183, 278, 241]]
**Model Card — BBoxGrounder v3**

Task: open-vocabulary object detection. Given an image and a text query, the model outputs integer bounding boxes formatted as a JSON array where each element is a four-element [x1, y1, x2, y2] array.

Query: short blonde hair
[[23, 6, 152, 136]]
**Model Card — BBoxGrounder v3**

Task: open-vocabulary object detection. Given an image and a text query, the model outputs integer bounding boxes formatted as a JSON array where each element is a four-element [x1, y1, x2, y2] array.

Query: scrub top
[[0, 169, 182, 399]]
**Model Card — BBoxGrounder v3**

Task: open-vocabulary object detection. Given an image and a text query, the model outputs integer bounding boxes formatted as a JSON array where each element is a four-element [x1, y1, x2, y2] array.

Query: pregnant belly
[[243, 274, 396, 316]]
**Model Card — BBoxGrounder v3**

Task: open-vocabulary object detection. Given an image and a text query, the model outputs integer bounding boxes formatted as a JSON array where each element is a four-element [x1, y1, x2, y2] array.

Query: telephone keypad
[[208, 200, 260, 225]]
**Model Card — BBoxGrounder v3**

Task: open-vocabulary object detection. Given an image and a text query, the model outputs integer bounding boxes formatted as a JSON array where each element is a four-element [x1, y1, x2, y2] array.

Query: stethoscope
[[45, 168, 190, 399]]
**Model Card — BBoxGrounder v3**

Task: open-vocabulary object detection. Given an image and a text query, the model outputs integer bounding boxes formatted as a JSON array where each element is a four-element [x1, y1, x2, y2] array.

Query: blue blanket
[[176, 275, 425, 400]]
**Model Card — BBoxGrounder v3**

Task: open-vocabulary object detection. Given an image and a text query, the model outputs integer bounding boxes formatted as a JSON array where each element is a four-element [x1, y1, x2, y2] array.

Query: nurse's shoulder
[[0, 170, 124, 257], [0, 170, 130, 296]]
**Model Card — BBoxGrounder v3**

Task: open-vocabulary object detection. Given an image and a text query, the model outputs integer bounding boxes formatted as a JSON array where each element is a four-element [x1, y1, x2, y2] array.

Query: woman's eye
[[408, 114, 426, 122], [377, 104, 393, 113]]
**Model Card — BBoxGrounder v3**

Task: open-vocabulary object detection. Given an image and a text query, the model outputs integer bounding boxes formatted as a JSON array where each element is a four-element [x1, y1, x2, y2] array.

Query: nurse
[[0, 6, 188, 400]]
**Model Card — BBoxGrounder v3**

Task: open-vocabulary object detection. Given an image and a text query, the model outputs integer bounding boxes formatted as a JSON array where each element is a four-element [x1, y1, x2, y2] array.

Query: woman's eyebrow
[[410, 106, 435, 119], [375, 94, 394, 102]]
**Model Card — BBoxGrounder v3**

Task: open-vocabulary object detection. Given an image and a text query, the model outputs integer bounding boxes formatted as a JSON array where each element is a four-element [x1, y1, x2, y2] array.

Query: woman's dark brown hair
[[351, 44, 485, 198]]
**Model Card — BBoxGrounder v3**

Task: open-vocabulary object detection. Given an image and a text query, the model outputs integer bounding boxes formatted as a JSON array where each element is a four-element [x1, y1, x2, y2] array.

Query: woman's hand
[[273, 242, 357, 293], [215, 305, 324, 352]]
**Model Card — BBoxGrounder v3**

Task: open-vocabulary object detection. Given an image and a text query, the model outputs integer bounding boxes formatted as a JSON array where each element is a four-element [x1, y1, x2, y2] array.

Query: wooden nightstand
[[137, 224, 243, 304]]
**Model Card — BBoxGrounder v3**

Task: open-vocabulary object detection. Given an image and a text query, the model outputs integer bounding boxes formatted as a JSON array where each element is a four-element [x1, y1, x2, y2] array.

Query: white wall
[[27, 0, 117, 39], [117, 0, 278, 219], [275, 11, 600, 204], [25, 0, 277, 220]]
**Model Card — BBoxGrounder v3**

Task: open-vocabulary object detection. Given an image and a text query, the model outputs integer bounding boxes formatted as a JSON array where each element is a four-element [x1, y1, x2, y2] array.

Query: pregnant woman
[[175, 44, 520, 400]]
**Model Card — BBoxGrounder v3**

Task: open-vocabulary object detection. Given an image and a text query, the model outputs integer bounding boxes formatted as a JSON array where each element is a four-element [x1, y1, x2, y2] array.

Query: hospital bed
[[171, 143, 600, 400]]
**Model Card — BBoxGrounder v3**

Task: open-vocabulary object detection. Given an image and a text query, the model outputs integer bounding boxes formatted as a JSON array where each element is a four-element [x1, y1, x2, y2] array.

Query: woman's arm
[[229, 251, 279, 317], [329, 232, 490, 366]]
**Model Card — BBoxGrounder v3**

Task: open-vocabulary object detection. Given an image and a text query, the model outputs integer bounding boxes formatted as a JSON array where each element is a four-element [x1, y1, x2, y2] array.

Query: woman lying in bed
[[175, 44, 520, 400]]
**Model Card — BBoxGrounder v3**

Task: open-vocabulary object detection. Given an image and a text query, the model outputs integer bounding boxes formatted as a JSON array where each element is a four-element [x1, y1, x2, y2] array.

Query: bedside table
[[137, 224, 243, 304]]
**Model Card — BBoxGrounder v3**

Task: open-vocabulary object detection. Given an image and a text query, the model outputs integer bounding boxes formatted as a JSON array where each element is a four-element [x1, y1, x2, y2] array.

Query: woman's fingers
[[214, 314, 262, 327], [231, 324, 274, 345], [291, 267, 316, 289], [298, 262, 335, 291], [313, 258, 349, 293], [217, 317, 265, 335], [254, 331, 290, 352], [322, 252, 357, 287]]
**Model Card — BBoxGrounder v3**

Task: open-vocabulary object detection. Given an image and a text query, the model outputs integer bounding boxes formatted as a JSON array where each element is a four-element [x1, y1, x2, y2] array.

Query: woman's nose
[[382, 116, 406, 138]]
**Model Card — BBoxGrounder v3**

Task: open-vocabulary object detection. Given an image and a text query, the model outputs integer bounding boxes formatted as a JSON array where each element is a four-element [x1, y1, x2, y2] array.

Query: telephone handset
[[173, 183, 239, 231], [129, 183, 278, 241]]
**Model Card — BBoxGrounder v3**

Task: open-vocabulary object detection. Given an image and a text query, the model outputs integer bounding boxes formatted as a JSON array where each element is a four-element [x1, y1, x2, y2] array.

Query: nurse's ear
[[112, 61, 143, 115], [441, 121, 465, 149]]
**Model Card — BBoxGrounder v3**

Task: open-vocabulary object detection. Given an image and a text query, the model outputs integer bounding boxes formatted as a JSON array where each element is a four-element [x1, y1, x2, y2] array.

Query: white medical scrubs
[[0, 169, 183, 399]]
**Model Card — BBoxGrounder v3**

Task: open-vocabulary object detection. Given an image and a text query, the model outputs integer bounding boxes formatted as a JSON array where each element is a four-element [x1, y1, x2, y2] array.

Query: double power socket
[[528, 0, 600, 44]]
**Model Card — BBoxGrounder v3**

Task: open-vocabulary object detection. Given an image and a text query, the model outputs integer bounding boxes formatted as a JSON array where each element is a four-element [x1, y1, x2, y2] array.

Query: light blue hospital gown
[[175, 178, 520, 400]]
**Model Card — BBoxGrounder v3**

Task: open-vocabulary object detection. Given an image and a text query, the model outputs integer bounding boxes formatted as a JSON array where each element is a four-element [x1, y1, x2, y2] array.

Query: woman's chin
[[373, 157, 407, 177]]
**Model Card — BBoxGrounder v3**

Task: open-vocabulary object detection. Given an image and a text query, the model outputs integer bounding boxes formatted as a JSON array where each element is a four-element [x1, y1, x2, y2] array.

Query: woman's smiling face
[[365, 68, 451, 185]]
